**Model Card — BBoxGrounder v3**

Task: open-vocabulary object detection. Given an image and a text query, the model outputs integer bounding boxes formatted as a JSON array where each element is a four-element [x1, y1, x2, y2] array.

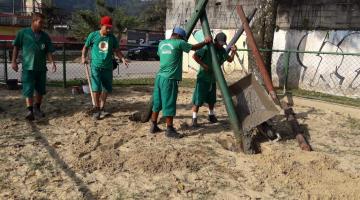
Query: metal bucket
[[229, 73, 280, 132]]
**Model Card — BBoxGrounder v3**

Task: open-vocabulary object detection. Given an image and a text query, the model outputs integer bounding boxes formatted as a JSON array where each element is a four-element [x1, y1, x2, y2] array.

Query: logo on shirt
[[159, 43, 174, 54], [98, 41, 109, 52], [40, 44, 45, 50]]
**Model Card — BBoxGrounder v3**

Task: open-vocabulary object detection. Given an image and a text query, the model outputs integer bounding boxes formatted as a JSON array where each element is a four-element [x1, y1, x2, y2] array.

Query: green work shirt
[[85, 31, 119, 69], [157, 39, 192, 81], [195, 46, 229, 83], [13, 28, 55, 71]]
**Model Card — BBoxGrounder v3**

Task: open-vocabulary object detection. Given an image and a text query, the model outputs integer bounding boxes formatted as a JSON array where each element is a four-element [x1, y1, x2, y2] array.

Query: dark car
[[127, 42, 160, 61]]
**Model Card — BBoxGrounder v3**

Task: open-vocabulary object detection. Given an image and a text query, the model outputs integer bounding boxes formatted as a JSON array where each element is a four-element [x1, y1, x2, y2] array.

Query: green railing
[[233, 48, 360, 98]]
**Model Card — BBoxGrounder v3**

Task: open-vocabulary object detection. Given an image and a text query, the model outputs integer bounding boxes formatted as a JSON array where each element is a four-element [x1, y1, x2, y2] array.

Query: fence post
[[283, 51, 291, 94], [62, 43, 67, 88], [4, 42, 8, 82]]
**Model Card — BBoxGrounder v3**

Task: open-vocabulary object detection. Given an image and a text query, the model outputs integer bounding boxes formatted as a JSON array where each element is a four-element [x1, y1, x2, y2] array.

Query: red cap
[[100, 16, 112, 28]]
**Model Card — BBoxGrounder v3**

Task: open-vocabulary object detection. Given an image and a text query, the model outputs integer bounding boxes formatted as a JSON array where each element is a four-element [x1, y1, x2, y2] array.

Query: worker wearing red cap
[[81, 16, 129, 120]]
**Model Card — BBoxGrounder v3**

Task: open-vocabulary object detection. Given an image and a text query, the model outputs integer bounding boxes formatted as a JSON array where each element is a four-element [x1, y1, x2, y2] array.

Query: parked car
[[127, 42, 160, 61]]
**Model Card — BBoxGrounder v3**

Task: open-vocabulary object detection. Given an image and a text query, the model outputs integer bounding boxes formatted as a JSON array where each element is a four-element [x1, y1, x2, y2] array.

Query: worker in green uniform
[[11, 12, 57, 121], [81, 16, 129, 120], [150, 27, 212, 138], [191, 32, 237, 127]]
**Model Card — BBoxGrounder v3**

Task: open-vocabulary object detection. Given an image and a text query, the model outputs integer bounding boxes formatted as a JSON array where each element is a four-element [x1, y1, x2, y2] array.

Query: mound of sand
[[0, 86, 359, 199]]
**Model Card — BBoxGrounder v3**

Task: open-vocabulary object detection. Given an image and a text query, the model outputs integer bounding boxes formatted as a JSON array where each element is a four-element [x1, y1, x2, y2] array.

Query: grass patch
[[345, 116, 360, 131], [279, 88, 360, 107]]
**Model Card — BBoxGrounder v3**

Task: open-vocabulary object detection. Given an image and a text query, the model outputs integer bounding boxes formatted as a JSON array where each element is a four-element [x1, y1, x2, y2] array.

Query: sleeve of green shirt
[[179, 40, 193, 53], [112, 34, 120, 49], [13, 30, 23, 48], [220, 50, 230, 64], [194, 48, 206, 59], [84, 32, 94, 48], [45, 34, 55, 53]]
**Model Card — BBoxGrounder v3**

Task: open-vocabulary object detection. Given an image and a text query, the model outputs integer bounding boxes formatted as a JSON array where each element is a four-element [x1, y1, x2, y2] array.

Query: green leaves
[[69, 0, 166, 40]]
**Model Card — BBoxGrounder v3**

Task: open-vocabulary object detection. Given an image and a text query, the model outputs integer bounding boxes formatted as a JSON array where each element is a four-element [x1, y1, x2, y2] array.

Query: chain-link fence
[[0, 40, 160, 87], [1, 40, 359, 98], [186, 48, 360, 98], [269, 49, 360, 98]]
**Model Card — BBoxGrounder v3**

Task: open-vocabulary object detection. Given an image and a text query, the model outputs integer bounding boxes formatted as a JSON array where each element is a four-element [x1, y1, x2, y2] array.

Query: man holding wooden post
[[150, 27, 212, 138], [81, 16, 129, 120]]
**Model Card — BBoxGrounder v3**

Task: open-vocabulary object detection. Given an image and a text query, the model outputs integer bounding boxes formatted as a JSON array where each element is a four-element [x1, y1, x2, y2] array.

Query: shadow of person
[[26, 121, 96, 200]]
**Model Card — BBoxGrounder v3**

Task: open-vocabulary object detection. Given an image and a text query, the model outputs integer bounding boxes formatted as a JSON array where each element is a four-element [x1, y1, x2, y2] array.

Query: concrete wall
[[271, 0, 360, 98], [165, 0, 261, 81], [276, 0, 360, 30], [272, 30, 360, 97], [166, 0, 259, 30]]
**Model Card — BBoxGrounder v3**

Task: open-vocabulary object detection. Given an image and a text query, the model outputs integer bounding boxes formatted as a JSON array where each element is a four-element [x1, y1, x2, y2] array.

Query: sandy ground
[[0, 86, 360, 200]]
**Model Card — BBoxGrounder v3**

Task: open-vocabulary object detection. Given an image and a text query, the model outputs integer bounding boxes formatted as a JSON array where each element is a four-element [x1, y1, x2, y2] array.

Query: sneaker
[[100, 109, 111, 118], [191, 118, 199, 127], [25, 111, 35, 121], [150, 123, 161, 134], [208, 115, 218, 123], [33, 107, 45, 118], [92, 111, 101, 120], [165, 126, 183, 139]]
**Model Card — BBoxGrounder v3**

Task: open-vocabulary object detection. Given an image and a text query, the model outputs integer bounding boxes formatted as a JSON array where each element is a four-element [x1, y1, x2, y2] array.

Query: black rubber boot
[[191, 118, 199, 127], [208, 115, 218, 123], [165, 126, 182, 139], [150, 121, 161, 134]]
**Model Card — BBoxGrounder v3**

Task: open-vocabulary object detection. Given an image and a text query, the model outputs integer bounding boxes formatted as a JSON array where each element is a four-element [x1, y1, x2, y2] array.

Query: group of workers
[[11, 14, 237, 139]]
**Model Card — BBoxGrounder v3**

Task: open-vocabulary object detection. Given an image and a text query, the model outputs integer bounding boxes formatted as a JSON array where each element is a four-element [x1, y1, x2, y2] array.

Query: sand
[[0, 86, 359, 199]]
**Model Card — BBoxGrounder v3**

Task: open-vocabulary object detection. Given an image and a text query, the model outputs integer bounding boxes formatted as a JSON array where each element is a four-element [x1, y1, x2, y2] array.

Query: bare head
[[31, 12, 45, 32]]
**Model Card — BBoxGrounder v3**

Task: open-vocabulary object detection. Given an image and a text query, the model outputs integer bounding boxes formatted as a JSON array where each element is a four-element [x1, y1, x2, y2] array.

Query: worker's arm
[[114, 48, 129, 68], [81, 45, 89, 64], [227, 45, 237, 62], [192, 53, 210, 72], [11, 46, 19, 72], [11, 30, 22, 72], [47, 53, 57, 73], [191, 36, 212, 51]]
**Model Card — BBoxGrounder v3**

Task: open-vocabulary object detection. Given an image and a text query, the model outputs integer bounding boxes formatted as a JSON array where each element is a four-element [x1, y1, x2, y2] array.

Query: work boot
[[92, 111, 101, 120], [150, 122, 161, 134], [191, 118, 199, 127], [33, 107, 45, 119], [25, 111, 35, 121], [208, 115, 218, 123], [165, 126, 183, 139], [100, 108, 110, 118]]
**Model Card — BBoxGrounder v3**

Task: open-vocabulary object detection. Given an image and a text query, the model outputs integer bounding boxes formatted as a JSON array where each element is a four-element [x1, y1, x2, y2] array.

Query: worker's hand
[[51, 62, 57, 73], [122, 58, 130, 68], [81, 57, 88, 65], [11, 61, 18, 72], [231, 45, 237, 52], [202, 64, 210, 72], [203, 36, 213, 44]]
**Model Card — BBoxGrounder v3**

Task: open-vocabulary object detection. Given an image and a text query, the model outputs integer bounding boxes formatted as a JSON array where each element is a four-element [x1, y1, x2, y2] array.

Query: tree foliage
[[69, 0, 141, 40], [139, 0, 166, 31], [68, 0, 167, 40]]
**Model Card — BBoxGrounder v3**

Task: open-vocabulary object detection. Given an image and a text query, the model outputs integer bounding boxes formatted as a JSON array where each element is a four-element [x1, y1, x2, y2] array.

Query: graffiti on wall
[[272, 29, 360, 97], [296, 31, 360, 91]]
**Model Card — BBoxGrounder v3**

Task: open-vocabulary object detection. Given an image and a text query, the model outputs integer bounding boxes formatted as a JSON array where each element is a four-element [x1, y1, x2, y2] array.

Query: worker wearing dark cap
[[191, 32, 237, 127], [150, 27, 212, 138]]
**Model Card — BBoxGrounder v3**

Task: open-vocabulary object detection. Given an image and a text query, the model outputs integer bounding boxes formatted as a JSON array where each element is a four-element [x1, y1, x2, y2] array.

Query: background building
[[166, 0, 360, 97]]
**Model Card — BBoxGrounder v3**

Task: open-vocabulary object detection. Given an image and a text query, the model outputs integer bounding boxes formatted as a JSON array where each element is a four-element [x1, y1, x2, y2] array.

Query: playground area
[[1, 86, 359, 199]]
